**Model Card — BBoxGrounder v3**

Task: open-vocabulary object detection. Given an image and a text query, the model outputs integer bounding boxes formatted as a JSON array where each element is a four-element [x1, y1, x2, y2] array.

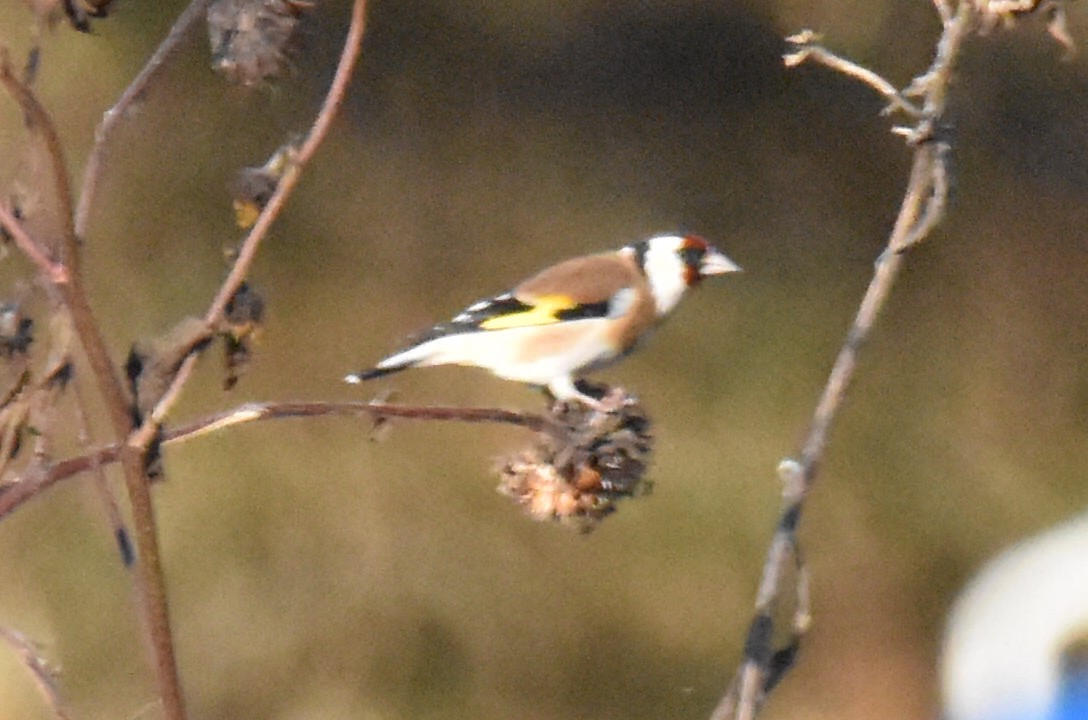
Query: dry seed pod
[[221, 282, 265, 390], [974, 0, 1076, 53], [497, 383, 653, 533], [207, 0, 312, 86], [229, 142, 296, 228]]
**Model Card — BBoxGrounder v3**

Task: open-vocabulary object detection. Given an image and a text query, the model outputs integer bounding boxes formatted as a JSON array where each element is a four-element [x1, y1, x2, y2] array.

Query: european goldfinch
[[346, 234, 740, 408]]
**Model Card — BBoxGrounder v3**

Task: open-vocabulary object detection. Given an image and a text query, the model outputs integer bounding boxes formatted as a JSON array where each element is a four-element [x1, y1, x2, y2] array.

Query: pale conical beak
[[700, 249, 742, 276]]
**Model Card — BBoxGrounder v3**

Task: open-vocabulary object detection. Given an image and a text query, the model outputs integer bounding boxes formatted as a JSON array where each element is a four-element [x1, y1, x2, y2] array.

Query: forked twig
[[128, 0, 371, 450], [0, 399, 552, 521], [74, 0, 214, 239], [0, 203, 67, 283], [2, 3, 369, 720], [715, 4, 973, 719], [784, 30, 923, 117], [1, 44, 186, 720]]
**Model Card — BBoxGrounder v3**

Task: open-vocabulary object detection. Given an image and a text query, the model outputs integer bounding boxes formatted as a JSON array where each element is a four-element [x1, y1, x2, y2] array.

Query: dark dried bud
[[58, 0, 114, 33], [974, 0, 1075, 54], [497, 383, 653, 532], [222, 282, 266, 389], [229, 142, 296, 228], [0, 305, 33, 358], [207, 0, 312, 86]]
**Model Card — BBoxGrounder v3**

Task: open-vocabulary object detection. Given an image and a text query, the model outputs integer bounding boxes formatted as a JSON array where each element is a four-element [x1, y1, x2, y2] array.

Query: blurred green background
[[1, 1, 1087, 719]]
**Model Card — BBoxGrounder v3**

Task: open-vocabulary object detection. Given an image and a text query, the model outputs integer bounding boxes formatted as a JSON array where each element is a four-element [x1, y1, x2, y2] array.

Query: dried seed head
[[221, 282, 266, 390], [207, 0, 312, 86], [496, 384, 653, 532], [0, 305, 32, 358], [27, 0, 113, 33], [974, 0, 1076, 54]]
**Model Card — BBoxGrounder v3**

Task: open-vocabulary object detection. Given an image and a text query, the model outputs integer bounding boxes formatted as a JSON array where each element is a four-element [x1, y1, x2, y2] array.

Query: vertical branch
[[129, 0, 370, 446], [3, 5, 211, 719], [2, 2, 371, 716], [716, 3, 975, 719], [0, 55, 76, 265], [204, 0, 370, 324], [74, 0, 214, 240], [72, 375, 134, 565]]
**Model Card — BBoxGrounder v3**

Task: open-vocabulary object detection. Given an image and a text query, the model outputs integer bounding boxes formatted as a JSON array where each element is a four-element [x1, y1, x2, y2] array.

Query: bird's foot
[[576, 388, 627, 414]]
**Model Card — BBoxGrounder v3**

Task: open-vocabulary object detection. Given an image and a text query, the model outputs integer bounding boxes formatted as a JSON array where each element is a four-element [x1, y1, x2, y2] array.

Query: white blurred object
[[942, 514, 1088, 720]]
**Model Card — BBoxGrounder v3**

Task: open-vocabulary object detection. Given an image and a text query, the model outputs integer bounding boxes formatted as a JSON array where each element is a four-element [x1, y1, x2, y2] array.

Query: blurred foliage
[[0, 1, 1087, 720]]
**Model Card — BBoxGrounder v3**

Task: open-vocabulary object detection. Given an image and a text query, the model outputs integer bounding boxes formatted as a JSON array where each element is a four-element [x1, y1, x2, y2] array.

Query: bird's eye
[[679, 246, 705, 267]]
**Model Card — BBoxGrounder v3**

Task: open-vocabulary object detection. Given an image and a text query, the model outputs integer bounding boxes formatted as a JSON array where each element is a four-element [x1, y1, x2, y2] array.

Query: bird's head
[[630, 234, 741, 316]]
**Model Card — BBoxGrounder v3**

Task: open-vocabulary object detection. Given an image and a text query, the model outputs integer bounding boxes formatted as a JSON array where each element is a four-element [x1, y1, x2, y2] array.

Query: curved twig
[[128, 0, 371, 449], [0, 203, 67, 284], [0, 627, 70, 720], [73, 0, 214, 239], [0, 399, 551, 521], [714, 4, 974, 720]]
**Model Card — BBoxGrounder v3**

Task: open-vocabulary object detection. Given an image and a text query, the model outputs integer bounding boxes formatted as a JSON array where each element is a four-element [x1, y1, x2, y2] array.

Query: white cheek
[[643, 245, 689, 316]]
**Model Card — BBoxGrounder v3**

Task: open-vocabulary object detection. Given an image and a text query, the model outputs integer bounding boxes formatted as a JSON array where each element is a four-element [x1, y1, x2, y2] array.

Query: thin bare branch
[[717, 3, 975, 718], [72, 374, 134, 566], [172, 400, 554, 442], [0, 399, 551, 521], [3, 8, 215, 720], [0, 53, 78, 266], [128, 0, 370, 450], [0, 627, 71, 720], [894, 141, 952, 253], [204, 0, 369, 324], [74, 0, 214, 239], [783, 31, 923, 117], [0, 203, 67, 284]]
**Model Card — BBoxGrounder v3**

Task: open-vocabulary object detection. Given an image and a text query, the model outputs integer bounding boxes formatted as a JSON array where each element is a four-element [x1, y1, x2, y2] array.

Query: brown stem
[[0, 53, 77, 262], [0, 626, 71, 720], [716, 3, 974, 719], [0, 400, 551, 521], [130, 0, 371, 447], [2, 20, 188, 720], [205, 0, 369, 325], [72, 374, 134, 565], [0, 203, 67, 284], [73, 0, 214, 240]]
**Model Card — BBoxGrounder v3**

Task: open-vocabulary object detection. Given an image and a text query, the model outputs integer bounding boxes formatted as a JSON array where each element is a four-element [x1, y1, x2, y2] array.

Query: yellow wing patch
[[479, 295, 576, 330]]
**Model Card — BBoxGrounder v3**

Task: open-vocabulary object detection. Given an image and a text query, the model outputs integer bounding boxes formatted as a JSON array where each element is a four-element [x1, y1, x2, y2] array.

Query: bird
[[345, 233, 740, 408], [941, 511, 1088, 720]]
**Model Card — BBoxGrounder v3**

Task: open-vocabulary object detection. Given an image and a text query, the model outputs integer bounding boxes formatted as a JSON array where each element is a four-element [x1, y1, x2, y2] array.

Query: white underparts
[[374, 319, 619, 386]]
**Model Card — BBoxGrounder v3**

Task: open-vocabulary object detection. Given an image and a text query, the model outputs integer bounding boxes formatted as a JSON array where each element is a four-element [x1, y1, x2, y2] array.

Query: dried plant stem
[[130, 0, 371, 448], [72, 375, 134, 565], [0, 203, 67, 283], [715, 4, 973, 720], [783, 31, 922, 117], [205, 0, 368, 324], [0, 626, 71, 720], [0, 400, 551, 520], [2, 3, 369, 718], [0, 56, 77, 258], [74, 0, 214, 239], [171, 400, 553, 440], [1, 39, 181, 716]]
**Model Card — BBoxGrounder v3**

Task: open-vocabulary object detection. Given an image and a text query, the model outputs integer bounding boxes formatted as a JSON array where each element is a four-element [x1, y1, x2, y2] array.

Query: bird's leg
[[546, 377, 620, 414]]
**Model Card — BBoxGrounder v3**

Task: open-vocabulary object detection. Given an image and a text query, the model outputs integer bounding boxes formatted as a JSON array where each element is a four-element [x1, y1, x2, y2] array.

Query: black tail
[[344, 365, 405, 384]]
